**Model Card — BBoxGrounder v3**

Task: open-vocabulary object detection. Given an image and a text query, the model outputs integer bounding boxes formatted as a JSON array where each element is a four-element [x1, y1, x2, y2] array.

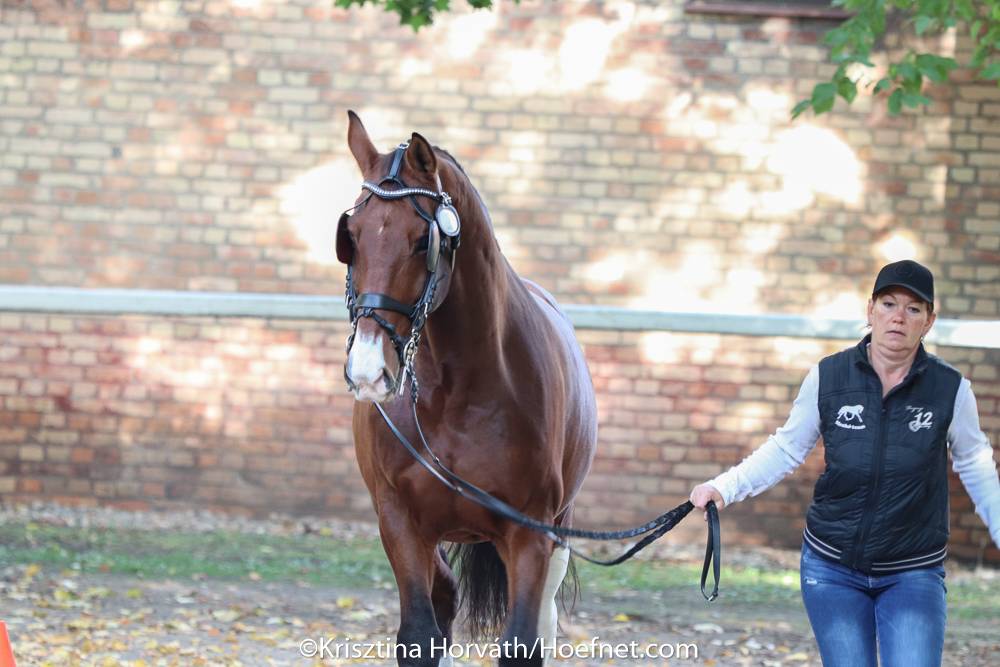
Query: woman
[[690, 259, 1000, 667]]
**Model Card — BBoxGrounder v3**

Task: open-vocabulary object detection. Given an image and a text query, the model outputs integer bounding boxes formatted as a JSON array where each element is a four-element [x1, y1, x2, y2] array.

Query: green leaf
[[812, 82, 837, 114], [916, 54, 956, 82], [888, 89, 903, 115], [333, 0, 512, 30], [915, 16, 933, 36], [837, 77, 858, 103], [897, 61, 918, 81], [791, 99, 812, 119], [955, 0, 977, 22], [824, 27, 852, 49], [970, 20, 982, 39], [980, 62, 1000, 80], [902, 92, 931, 108], [873, 77, 893, 93]]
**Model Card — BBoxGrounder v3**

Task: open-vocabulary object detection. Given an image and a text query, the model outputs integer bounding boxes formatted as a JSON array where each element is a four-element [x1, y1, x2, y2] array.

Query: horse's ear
[[406, 132, 438, 175], [347, 110, 378, 174]]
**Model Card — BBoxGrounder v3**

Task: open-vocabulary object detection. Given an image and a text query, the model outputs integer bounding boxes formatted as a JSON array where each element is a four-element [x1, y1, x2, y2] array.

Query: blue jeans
[[800, 542, 946, 667]]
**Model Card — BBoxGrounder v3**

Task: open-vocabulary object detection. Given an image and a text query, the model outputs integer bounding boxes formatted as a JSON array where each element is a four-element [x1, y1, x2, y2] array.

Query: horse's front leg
[[379, 502, 447, 667], [431, 546, 458, 651], [498, 528, 566, 667]]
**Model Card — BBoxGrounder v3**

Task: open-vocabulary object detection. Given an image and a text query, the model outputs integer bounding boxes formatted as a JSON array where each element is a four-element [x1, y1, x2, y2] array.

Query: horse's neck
[[421, 223, 524, 371], [420, 162, 537, 372]]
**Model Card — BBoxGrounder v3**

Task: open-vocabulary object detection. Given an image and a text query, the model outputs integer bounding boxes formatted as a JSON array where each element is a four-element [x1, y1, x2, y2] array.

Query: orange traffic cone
[[0, 621, 16, 667]]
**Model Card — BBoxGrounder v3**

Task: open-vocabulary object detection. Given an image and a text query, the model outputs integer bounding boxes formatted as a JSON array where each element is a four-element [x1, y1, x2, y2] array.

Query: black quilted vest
[[803, 335, 962, 574]]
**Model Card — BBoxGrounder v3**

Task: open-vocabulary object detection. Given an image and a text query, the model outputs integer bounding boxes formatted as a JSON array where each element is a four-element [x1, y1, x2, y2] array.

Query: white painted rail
[[0, 285, 996, 349]]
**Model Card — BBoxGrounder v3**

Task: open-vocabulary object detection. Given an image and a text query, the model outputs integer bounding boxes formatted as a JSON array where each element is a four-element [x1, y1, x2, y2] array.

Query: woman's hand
[[689, 483, 725, 520]]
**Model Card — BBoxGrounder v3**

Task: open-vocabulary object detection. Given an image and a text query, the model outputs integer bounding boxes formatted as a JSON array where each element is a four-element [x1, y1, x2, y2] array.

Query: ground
[[1, 503, 997, 666]]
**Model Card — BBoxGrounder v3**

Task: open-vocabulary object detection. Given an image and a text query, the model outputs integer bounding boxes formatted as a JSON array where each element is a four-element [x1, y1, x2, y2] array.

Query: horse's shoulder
[[520, 278, 564, 319], [518, 279, 582, 360]]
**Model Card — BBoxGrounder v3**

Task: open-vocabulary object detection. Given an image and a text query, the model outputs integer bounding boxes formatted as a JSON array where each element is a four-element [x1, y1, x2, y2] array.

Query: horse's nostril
[[344, 364, 358, 392], [381, 369, 396, 393]]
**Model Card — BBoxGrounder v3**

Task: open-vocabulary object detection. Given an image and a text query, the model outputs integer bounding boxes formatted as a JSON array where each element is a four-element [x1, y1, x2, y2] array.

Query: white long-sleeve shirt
[[707, 364, 1000, 549]]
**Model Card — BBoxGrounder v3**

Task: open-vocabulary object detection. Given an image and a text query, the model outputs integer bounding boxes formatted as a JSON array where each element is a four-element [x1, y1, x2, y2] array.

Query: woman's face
[[867, 287, 936, 355]]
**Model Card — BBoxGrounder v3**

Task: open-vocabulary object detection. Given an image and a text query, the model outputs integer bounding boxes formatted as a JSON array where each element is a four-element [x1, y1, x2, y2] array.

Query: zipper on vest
[[851, 402, 888, 570], [850, 363, 919, 570], [849, 345, 928, 571]]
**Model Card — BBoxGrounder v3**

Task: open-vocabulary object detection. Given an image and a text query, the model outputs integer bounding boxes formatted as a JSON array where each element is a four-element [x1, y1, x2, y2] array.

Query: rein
[[374, 395, 721, 601], [341, 141, 721, 601]]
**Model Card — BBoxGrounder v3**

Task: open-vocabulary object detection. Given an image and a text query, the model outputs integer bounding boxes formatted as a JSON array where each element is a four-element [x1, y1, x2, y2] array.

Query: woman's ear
[[924, 310, 937, 335]]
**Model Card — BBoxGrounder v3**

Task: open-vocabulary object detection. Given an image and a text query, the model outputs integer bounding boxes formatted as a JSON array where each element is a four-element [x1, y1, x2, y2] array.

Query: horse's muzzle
[[344, 364, 396, 403]]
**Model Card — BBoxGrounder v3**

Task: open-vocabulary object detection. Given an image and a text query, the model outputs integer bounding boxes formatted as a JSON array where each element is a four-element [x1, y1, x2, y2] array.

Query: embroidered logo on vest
[[835, 404, 866, 430], [906, 406, 933, 432]]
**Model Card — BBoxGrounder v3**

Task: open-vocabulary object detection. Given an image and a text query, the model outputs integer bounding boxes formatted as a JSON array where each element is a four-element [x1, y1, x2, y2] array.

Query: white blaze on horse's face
[[346, 329, 394, 403]]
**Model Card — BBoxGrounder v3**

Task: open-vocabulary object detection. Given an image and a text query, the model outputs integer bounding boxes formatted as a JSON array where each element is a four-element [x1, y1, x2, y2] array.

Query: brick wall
[[0, 312, 362, 514], [0, 0, 997, 563], [1, 313, 996, 563]]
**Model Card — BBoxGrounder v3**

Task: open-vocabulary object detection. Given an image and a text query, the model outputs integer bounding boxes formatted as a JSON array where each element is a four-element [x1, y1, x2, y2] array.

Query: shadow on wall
[[11, 0, 960, 316], [0, 312, 364, 517], [278, 1, 950, 320]]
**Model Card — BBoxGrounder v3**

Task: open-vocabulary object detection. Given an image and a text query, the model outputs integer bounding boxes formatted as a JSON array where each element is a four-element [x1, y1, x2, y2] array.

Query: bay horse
[[338, 110, 598, 667]]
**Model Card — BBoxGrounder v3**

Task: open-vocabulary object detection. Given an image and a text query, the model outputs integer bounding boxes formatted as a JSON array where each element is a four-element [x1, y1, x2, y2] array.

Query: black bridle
[[339, 142, 720, 601], [337, 142, 460, 397]]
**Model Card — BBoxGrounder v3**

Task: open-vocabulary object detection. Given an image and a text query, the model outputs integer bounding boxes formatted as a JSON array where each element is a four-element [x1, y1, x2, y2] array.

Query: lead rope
[[372, 396, 721, 601]]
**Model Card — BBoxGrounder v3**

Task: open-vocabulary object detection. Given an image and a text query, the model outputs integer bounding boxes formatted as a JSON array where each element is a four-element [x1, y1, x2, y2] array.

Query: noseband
[[338, 142, 461, 396]]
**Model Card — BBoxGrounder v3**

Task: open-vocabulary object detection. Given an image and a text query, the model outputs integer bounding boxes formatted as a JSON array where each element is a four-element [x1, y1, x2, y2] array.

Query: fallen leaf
[[693, 623, 724, 634], [53, 588, 75, 602], [83, 586, 112, 599], [211, 609, 241, 623]]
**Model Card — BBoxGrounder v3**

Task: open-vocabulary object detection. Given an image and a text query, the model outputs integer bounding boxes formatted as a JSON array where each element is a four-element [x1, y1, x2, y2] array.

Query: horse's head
[[339, 111, 461, 403]]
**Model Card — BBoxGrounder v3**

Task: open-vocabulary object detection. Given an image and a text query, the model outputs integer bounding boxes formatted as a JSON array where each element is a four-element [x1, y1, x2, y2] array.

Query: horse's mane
[[432, 146, 467, 176], [433, 145, 494, 233]]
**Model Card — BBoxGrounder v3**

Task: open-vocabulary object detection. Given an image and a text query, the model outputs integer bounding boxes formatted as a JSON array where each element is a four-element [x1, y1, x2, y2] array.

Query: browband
[[362, 181, 447, 203]]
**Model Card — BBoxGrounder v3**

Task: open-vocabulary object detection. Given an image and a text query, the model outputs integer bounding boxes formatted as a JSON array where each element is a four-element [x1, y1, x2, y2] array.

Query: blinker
[[426, 217, 441, 272], [336, 211, 353, 265]]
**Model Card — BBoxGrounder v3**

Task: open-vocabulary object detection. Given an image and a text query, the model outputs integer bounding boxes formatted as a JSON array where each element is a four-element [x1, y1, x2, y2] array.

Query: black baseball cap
[[872, 259, 934, 304]]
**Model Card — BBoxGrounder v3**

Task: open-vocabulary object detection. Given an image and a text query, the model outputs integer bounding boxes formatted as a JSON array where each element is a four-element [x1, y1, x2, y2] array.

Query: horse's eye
[[414, 235, 429, 254]]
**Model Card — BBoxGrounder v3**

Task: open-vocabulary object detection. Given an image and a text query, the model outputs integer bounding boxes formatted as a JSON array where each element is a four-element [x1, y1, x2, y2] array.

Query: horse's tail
[[448, 542, 507, 639], [560, 552, 580, 617]]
